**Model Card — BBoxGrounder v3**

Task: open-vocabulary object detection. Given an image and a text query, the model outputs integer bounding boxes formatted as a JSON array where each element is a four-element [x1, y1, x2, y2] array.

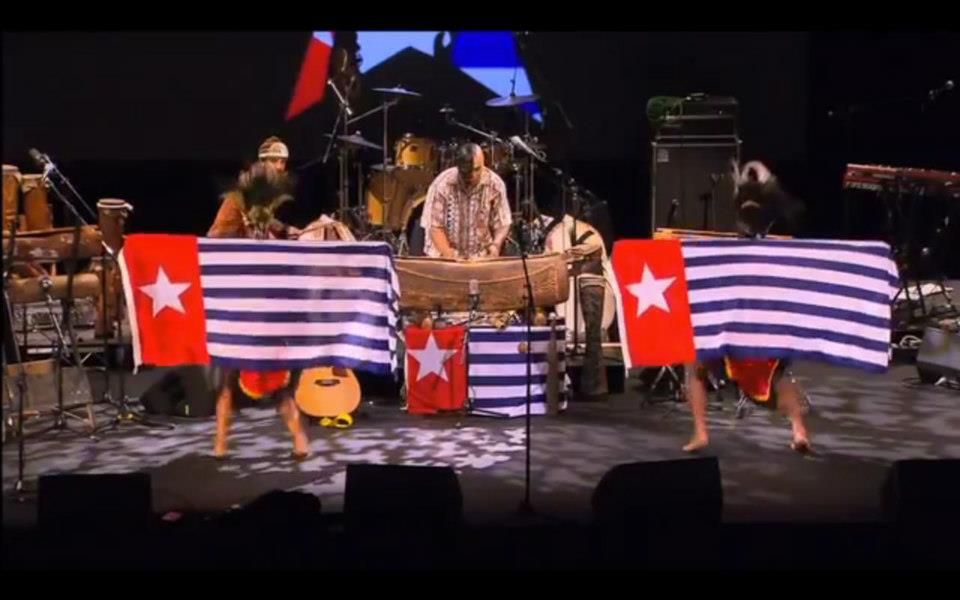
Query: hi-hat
[[372, 86, 422, 97], [485, 93, 540, 108]]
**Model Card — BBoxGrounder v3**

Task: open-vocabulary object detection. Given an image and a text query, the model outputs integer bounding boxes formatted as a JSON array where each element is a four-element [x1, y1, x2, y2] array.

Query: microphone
[[468, 278, 480, 311], [666, 198, 680, 228], [28, 148, 52, 170], [508, 136, 546, 162]]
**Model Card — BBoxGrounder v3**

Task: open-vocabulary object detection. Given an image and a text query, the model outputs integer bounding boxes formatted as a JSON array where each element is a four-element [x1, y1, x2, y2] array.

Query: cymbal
[[372, 86, 422, 97], [485, 93, 540, 108], [326, 133, 382, 150]]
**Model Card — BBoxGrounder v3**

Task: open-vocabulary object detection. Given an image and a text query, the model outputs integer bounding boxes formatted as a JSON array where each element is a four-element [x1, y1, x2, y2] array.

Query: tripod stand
[[21, 279, 97, 440], [97, 248, 172, 432], [639, 363, 725, 419]]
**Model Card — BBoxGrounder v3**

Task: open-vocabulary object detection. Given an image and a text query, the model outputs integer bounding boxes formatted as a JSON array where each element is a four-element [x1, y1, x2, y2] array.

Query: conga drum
[[95, 199, 133, 336], [577, 274, 609, 398], [3, 165, 21, 232], [21, 174, 54, 231], [97, 199, 133, 253]]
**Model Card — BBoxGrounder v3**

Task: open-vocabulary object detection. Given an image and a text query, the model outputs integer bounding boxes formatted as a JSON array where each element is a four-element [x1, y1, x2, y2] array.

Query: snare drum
[[395, 134, 438, 171], [21, 174, 54, 232]]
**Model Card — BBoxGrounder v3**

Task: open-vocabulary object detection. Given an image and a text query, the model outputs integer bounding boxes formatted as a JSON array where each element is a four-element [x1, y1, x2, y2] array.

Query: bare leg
[[279, 396, 310, 458], [775, 377, 811, 453], [213, 377, 234, 458], [683, 362, 710, 452]]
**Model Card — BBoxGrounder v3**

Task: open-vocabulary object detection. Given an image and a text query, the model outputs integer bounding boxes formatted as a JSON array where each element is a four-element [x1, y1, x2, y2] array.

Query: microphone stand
[[460, 280, 508, 421], [516, 221, 536, 516], [3, 189, 30, 498], [326, 79, 352, 222], [37, 163, 99, 437]]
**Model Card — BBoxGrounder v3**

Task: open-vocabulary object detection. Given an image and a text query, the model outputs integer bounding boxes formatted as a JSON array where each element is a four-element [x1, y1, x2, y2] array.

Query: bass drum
[[544, 215, 615, 342], [366, 169, 431, 232]]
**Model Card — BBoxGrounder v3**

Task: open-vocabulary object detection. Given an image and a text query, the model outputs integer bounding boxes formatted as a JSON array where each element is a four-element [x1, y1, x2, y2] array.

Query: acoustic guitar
[[294, 366, 361, 419]]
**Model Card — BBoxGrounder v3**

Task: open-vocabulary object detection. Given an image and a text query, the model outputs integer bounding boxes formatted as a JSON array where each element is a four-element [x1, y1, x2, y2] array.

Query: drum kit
[[316, 83, 549, 251]]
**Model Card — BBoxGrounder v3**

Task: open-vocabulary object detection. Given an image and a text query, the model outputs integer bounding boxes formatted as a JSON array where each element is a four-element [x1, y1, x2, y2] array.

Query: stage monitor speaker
[[38, 472, 152, 530], [592, 457, 723, 525], [882, 459, 960, 567], [916, 326, 960, 384], [883, 459, 960, 522], [344, 464, 462, 527], [139, 365, 219, 418], [650, 139, 740, 234]]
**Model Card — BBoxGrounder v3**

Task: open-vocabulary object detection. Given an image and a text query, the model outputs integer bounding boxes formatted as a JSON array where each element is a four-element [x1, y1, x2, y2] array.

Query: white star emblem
[[408, 333, 458, 382], [139, 266, 192, 317], [626, 264, 676, 318]]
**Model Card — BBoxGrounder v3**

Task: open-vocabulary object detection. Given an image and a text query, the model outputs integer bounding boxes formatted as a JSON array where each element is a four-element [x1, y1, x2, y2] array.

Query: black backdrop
[[4, 31, 958, 272]]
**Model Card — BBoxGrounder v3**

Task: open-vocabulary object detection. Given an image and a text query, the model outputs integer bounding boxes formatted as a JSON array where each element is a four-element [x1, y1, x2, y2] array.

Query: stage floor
[[4, 361, 959, 528]]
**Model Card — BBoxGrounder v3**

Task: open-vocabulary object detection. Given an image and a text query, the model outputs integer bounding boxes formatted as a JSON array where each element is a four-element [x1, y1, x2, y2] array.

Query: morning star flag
[[119, 234, 400, 375], [609, 238, 900, 372]]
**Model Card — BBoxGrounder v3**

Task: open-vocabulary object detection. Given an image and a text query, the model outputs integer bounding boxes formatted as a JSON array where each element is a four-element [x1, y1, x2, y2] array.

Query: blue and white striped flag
[[120, 234, 399, 375], [681, 238, 900, 371], [467, 322, 567, 417]]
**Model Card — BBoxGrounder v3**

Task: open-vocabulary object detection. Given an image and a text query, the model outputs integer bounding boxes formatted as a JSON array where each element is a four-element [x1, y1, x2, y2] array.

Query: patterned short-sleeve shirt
[[421, 167, 512, 259]]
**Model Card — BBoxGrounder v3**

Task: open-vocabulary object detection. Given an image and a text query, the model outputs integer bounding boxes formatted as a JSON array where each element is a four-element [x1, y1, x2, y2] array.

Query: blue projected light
[[355, 31, 542, 121]]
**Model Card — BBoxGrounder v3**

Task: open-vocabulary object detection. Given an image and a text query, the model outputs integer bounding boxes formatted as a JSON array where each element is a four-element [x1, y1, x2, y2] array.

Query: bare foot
[[683, 434, 709, 452], [790, 436, 812, 454], [213, 435, 228, 459], [292, 432, 310, 458]]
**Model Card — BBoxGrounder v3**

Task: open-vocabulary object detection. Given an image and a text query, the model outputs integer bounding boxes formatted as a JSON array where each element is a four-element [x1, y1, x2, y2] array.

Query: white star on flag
[[408, 332, 457, 382], [139, 266, 191, 317], [626, 264, 676, 317]]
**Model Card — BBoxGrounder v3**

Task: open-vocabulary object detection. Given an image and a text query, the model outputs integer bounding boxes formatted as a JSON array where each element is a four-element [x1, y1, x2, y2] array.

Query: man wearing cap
[[208, 136, 299, 238], [420, 142, 512, 260]]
